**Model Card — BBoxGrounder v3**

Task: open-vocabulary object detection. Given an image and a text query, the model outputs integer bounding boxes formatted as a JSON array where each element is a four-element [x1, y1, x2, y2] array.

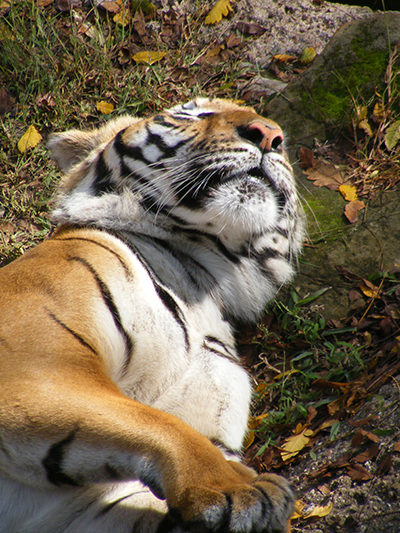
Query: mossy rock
[[265, 12, 400, 150], [264, 13, 400, 320]]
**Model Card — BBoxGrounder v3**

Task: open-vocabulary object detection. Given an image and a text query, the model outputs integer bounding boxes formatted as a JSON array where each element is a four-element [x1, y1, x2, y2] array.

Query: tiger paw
[[171, 472, 294, 533]]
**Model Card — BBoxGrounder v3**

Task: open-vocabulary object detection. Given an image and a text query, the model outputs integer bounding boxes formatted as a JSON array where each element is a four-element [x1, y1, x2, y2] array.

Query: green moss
[[302, 193, 347, 243], [304, 37, 390, 125]]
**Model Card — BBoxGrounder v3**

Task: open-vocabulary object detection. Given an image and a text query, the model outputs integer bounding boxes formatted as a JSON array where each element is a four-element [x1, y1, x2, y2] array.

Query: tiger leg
[[0, 372, 293, 533]]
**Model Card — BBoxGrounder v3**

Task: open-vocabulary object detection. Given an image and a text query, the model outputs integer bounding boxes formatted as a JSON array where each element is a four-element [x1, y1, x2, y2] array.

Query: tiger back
[[0, 98, 304, 533]]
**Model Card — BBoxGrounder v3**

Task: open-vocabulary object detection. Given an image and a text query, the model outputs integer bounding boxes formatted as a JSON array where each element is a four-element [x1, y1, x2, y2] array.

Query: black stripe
[[203, 336, 238, 362], [43, 430, 79, 486], [68, 256, 133, 372], [210, 438, 241, 458], [54, 236, 132, 279], [153, 284, 189, 350], [97, 493, 136, 517], [47, 308, 98, 356], [93, 153, 115, 196]]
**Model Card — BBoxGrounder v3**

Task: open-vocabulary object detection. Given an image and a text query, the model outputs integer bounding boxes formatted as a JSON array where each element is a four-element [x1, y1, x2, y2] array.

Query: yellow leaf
[[304, 502, 334, 518], [373, 101, 384, 118], [132, 51, 167, 64], [256, 382, 268, 395], [273, 369, 299, 381], [356, 105, 367, 122], [280, 429, 313, 461], [291, 500, 306, 519], [292, 501, 334, 520], [205, 0, 233, 25], [272, 53, 296, 63], [248, 413, 269, 429], [206, 44, 225, 58], [113, 1, 131, 26], [359, 281, 380, 299], [18, 125, 42, 153], [338, 184, 358, 202], [243, 431, 255, 449], [358, 119, 373, 137], [96, 101, 114, 114], [300, 47, 316, 65]]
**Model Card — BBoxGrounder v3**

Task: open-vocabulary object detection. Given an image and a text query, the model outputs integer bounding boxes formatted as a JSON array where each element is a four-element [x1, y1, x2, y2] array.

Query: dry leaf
[[298, 146, 314, 170], [344, 200, 365, 224], [18, 125, 42, 153], [354, 444, 379, 463], [0, 87, 16, 116], [393, 439, 400, 453], [300, 47, 316, 65], [356, 105, 367, 122], [100, 1, 121, 13], [248, 413, 269, 429], [358, 119, 373, 137], [225, 34, 241, 48], [280, 429, 314, 461], [96, 101, 114, 114], [359, 280, 380, 299], [304, 161, 345, 190], [113, 0, 131, 26], [205, 0, 233, 25], [373, 101, 384, 119], [243, 430, 255, 449], [347, 463, 373, 481], [132, 51, 167, 64], [377, 454, 392, 476], [235, 21, 266, 35], [273, 54, 297, 63], [338, 184, 358, 201], [292, 500, 333, 520], [206, 44, 225, 58]]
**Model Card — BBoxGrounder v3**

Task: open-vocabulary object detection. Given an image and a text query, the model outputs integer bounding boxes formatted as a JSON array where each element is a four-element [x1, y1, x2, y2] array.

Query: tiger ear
[[47, 129, 101, 174]]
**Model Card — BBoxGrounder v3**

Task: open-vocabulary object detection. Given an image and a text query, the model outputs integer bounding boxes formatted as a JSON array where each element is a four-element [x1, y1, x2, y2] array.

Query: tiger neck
[[53, 191, 282, 324]]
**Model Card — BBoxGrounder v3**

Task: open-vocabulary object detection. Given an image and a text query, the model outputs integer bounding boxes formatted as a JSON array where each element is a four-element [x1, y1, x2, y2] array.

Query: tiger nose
[[248, 121, 284, 151]]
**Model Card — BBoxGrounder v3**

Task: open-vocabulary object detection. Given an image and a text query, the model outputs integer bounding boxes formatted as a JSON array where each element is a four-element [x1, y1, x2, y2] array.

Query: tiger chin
[[0, 98, 304, 533]]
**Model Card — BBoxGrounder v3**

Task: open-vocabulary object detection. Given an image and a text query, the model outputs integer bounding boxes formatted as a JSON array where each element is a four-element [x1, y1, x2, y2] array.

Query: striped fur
[[0, 98, 304, 532]]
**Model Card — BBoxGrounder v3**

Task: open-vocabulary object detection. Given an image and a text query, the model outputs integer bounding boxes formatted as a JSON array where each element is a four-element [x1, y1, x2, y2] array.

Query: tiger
[[0, 98, 304, 533]]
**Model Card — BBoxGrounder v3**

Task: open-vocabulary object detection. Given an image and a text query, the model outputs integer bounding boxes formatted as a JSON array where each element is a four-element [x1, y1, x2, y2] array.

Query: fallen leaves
[[300, 147, 365, 223], [18, 125, 42, 153]]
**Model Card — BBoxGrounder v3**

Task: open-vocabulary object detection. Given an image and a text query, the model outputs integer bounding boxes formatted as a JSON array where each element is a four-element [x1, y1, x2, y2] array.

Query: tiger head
[[49, 97, 304, 266]]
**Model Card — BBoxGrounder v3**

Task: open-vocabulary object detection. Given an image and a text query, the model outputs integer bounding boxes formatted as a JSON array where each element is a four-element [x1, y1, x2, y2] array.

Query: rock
[[265, 12, 400, 150], [197, 0, 373, 56], [263, 13, 400, 320]]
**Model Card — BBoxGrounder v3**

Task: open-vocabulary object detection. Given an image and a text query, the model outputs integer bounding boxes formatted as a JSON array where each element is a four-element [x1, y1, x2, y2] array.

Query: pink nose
[[248, 121, 284, 151]]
